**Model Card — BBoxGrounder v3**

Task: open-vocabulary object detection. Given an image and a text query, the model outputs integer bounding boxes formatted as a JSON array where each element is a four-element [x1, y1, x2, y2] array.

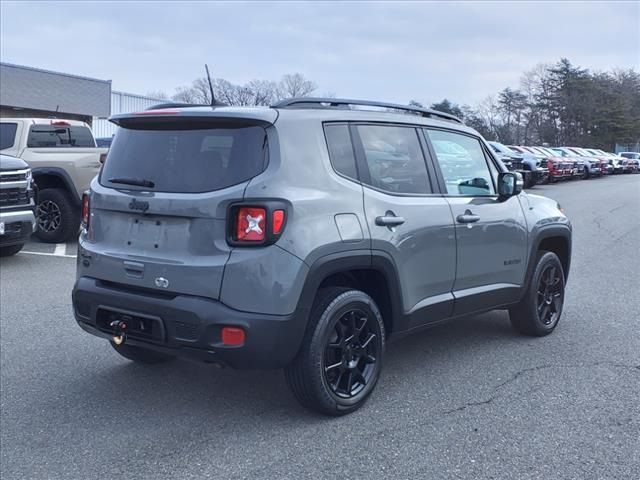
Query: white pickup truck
[[0, 118, 107, 242]]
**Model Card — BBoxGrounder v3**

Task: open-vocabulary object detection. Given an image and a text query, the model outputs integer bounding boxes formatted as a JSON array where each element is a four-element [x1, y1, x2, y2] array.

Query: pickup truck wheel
[[35, 188, 79, 243], [110, 341, 175, 364], [0, 244, 24, 257], [510, 251, 565, 336], [285, 288, 385, 416]]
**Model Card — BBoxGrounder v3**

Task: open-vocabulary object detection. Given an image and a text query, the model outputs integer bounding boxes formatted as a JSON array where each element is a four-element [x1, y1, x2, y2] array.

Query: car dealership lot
[[1, 175, 639, 479]]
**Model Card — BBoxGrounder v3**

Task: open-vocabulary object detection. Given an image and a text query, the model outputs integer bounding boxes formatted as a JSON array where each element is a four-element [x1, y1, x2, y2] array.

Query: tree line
[[411, 59, 640, 150], [150, 59, 639, 150]]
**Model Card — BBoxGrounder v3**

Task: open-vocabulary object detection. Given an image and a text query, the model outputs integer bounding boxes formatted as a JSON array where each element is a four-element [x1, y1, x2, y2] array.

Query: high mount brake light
[[132, 109, 180, 115], [51, 120, 71, 126]]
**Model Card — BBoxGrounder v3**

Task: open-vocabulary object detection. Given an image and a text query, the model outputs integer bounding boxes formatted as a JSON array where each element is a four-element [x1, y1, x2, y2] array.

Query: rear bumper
[[0, 210, 35, 247], [72, 276, 307, 369]]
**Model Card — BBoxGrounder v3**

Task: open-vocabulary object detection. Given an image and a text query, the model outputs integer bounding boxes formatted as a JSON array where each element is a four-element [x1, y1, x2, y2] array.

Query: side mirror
[[498, 172, 523, 199]]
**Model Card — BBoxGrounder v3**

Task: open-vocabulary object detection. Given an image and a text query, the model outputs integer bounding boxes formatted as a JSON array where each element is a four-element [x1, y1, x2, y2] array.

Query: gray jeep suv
[[72, 98, 572, 416]]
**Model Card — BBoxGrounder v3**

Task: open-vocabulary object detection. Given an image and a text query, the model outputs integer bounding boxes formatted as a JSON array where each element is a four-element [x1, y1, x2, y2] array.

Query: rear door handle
[[375, 214, 406, 227], [456, 210, 480, 224]]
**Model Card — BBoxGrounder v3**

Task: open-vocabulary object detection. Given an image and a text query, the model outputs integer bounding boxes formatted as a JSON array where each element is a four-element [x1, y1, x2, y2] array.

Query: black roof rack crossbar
[[272, 97, 463, 123]]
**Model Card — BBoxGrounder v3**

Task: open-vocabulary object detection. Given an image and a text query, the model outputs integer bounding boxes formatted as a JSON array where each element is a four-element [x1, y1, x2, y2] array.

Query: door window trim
[[422, 127, 500, 198], [349, 121, 440, 198]]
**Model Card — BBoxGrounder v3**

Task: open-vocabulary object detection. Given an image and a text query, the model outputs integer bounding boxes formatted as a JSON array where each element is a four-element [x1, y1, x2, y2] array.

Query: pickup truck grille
[[0, 172, 28, 182], [0, 188, 30, 208]]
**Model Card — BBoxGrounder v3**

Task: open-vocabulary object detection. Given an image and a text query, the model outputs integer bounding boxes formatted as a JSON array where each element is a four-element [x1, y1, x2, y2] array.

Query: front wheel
[[285, 288, 385, 416], [509, 251, 565, 336], [35, 188, 79, 243]]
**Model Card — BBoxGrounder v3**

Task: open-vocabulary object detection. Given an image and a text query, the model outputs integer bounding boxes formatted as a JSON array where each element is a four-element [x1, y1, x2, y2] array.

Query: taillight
[[81, 192, 90, 229], [272, 209, 285, 234], [229, 203, 288, 246], [236, 207, 266, 242]]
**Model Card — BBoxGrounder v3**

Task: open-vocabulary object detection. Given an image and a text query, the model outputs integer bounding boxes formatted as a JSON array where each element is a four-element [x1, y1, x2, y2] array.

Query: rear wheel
[[110, 341, 175, 364], [35, 188, 79, 243], [285, 288, 385, 416], [510, 251, 565, 336], [0, 244, 24, 257]]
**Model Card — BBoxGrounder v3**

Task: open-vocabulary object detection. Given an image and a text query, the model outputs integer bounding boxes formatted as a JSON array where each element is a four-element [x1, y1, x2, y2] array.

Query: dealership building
[[0, 62, 163, 138]]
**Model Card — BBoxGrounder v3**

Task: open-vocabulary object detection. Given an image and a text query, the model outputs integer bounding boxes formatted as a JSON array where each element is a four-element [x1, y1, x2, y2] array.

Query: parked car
[[619, 152, 640, 172], [551, 147, 602, 179], [529, 146, 584, 180], [0, 118, 108, 242], [72, 98, 572, 416], [567, 147, 613, 175], [588, 149, 639, 173], [0, 154, 37, 256], [486, 141, 531, 184], [498, 144, 549, 188]]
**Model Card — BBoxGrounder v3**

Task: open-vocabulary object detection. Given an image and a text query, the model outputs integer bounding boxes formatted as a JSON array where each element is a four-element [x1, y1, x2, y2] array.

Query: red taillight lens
[[272, 209, 285, 234], [221, 326, 245, 346], [236, 207, 266, 242], [81, 193, 90, 229]]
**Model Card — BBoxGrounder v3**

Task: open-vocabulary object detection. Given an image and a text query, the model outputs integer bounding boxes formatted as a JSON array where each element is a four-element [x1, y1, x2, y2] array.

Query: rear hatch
[[86, 110, 275, 299]]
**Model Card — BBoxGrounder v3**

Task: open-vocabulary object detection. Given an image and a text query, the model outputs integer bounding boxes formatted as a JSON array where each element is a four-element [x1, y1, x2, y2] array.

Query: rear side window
[[27, 125, 95, 148], [100, 125, 268, 193], [356, 125, 431, 194], [0, 123, 18, 150], [324, 124, 357, 179]]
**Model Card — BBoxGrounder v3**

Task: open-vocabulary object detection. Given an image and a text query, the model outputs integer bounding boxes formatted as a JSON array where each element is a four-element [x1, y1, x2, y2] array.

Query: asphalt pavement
[[1, 174, 639, 480]]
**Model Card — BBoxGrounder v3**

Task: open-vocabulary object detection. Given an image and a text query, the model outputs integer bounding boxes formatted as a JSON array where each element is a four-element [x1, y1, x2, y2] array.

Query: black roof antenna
[[205, 64, 216, 106]]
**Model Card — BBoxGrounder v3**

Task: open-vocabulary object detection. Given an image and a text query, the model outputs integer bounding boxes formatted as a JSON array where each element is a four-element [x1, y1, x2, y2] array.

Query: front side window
[[0, 122, 18, 150], [426, 129, 495, 196], [356, 125, 431, 194]]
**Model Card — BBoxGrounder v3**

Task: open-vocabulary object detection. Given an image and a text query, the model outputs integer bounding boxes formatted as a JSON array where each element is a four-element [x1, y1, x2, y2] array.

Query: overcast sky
[[1, 1, 638, 106]]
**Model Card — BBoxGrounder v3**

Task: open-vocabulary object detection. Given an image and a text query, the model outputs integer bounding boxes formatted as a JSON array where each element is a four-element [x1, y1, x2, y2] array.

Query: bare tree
[[277, 73, 317, 99], [146, 90, 169, 100]]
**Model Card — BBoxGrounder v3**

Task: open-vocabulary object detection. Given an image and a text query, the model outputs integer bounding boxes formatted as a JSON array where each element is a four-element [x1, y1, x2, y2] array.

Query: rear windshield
[[100, 125, 268, 193], [27, 125, 95, 148]]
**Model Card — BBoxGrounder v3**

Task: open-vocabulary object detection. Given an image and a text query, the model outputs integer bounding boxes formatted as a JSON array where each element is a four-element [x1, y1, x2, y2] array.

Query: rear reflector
[[221, 327, 245, 346], [236, 207, 266, 242], [272, 210, 285, 234]]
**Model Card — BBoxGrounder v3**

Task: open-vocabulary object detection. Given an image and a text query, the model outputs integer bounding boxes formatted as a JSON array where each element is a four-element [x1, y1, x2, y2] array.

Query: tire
[[523, 171, 536, 189], [285, 287, 386, 416], [509, 251, 565, 337], [35, 188, 80, 243], [0, 244, 24, 257], [110, 341, 175, 364]]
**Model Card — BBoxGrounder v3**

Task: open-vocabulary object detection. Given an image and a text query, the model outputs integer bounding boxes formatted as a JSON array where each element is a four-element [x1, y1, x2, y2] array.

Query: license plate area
[[96, 307, 165, 342], [127, 217, 164, 249]]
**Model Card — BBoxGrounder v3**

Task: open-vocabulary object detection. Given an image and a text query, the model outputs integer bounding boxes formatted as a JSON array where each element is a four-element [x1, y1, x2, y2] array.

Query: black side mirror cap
[[498, 172, 523, 199]]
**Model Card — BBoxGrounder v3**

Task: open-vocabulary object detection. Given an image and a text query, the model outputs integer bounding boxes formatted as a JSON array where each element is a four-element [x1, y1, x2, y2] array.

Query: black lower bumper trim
[[72, 276, 308, 369]]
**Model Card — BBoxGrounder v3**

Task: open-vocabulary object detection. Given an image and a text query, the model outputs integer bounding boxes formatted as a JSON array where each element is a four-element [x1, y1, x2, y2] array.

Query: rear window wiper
[[108, 177, 155, 188]]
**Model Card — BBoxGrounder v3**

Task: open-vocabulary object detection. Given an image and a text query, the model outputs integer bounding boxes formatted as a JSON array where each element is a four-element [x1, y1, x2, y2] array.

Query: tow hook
[[110, 319, 129, 345]]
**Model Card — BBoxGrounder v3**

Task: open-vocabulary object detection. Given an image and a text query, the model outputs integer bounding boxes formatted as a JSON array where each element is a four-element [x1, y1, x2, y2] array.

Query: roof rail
[[272, 97, 463, 124], [146, 101, 227, 110]]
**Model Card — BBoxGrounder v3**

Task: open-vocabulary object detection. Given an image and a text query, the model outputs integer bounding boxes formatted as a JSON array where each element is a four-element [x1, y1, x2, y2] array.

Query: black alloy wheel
[[37, 200, 61, 233], [323, 309, 379, 399], [536, 264, 563, 326]]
